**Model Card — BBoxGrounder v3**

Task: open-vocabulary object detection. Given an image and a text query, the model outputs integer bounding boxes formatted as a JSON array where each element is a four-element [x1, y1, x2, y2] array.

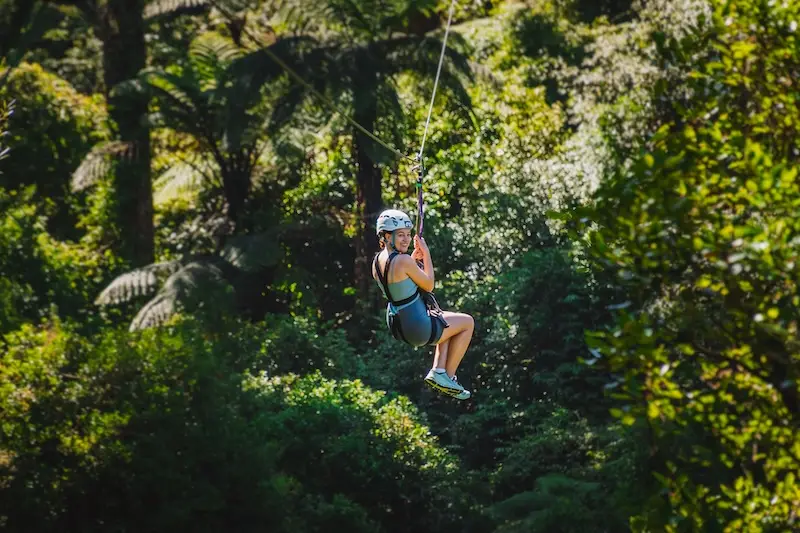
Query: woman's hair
[[378, 231, 389, 249]]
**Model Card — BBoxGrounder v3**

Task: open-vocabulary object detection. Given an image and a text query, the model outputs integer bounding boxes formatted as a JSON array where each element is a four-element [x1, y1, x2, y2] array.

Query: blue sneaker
[[450, 375, 471, 400], [424, 369, 471, 400]]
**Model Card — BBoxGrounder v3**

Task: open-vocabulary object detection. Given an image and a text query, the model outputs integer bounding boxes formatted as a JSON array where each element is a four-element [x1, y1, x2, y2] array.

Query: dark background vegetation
[[1, 0, 798, 531]]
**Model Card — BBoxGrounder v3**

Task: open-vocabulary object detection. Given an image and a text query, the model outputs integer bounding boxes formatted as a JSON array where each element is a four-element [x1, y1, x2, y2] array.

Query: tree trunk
[[97, 0, 153, 266], [353, 105, 383, 315], [220, 153, 252, 231]]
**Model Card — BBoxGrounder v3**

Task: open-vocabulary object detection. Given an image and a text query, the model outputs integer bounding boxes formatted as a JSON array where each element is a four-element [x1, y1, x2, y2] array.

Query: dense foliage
[[571, 1, 800, 529], [1, 0, 798, 531]]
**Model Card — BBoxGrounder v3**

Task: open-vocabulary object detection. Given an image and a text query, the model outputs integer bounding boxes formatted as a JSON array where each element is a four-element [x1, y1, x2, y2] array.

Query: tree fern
[[188, 31, 242, 91], [115, 69, 210, 146], [96, 231, 282, 330], [383, 32, 473, 86], [266, 87, 308, 136], [95, 260, 183, 305], [325, 0, 375, 36], [153, 156, 214, 206], [70, 141, 135, 192], [144, 0, 209, 20], [116, 32, 298, 191], [210, 0, 259, 11], [128, 261, 231, 331], [223, 35, 324, 129], [138, 31, 318, 226], [129, 289, 179, 330], [138, 69, 202, 114]]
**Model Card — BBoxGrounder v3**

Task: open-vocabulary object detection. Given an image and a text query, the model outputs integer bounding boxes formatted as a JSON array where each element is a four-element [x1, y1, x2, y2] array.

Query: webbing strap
[[426, 316, 439, 345], [392, 315, 410, 344], [415, 162, 425, 238]]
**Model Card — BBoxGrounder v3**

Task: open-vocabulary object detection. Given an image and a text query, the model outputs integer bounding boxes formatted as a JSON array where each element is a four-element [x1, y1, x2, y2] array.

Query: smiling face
[[385, 228, 411, 253]]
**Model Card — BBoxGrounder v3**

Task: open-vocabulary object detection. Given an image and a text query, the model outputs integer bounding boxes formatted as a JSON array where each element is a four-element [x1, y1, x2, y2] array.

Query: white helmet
[[376, 209, 413, 235]]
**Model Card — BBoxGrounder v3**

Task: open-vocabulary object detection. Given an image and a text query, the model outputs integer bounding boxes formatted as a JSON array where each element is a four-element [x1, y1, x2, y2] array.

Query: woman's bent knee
[[447, 312, 474, 333]]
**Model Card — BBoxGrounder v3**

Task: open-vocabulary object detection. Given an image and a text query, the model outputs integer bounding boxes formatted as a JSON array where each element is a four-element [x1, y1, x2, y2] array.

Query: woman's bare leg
[[435, 312, 474, 377], [433, 339, 450, 370]]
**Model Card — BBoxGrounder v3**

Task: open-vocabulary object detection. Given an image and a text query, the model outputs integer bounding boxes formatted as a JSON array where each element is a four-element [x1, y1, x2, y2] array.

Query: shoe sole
[[424, 377, 470, 399], [424, 375, 462, 393]]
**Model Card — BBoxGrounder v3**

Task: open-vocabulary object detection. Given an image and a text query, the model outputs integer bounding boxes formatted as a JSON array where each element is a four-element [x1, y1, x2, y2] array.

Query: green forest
[[1, 0, 798, 531]]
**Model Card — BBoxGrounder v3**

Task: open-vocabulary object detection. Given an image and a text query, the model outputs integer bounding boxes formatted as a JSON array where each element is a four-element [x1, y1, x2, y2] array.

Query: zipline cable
[[414, 0, 457, 238], [417, 0, 456, 162]]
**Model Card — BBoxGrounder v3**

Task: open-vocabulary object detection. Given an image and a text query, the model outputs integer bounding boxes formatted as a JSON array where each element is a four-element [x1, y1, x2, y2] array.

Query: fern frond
[[383, 33, 473, 82], [71, 141, 134, 192], [115, 69, 211, 138], [190, 31, 241, 62], [189, 31, 242, 91], [0, 100, 13, 164], [144, 70, 202, 111], [144, 0, 209, 19], [129, 289, 179, 331], [320, 0, 374, 37], [222, 35, 325, 147], [95, 260, 183, 305], [266, 86, 306, 135], [381, 34, 474, 123], [209, 0, 254, 11], [161, 260, 227, 293], [153, 157, 213, 206], [128, 260, 232, 331]]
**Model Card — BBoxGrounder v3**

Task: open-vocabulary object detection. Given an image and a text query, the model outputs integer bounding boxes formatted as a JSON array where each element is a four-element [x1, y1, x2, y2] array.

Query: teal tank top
[[383, 277, 418, 303]]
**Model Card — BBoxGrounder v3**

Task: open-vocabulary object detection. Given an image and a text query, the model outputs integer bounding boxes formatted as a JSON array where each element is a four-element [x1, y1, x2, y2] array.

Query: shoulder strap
[[374, 252, 419, 306], [374, 252, 399, 305]]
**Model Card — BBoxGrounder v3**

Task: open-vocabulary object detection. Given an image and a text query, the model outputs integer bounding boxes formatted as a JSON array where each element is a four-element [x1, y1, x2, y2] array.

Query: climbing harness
[[373, 251, 448, 346]]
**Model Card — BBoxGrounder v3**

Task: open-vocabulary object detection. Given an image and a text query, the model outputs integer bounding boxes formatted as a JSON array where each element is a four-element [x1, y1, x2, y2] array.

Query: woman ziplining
[[369, 0, 476, 400], [372, 209, 475, 400]]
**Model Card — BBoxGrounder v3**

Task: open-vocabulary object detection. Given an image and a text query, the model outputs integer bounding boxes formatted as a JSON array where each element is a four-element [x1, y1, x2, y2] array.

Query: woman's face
[[392, 229, 412, 252]]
